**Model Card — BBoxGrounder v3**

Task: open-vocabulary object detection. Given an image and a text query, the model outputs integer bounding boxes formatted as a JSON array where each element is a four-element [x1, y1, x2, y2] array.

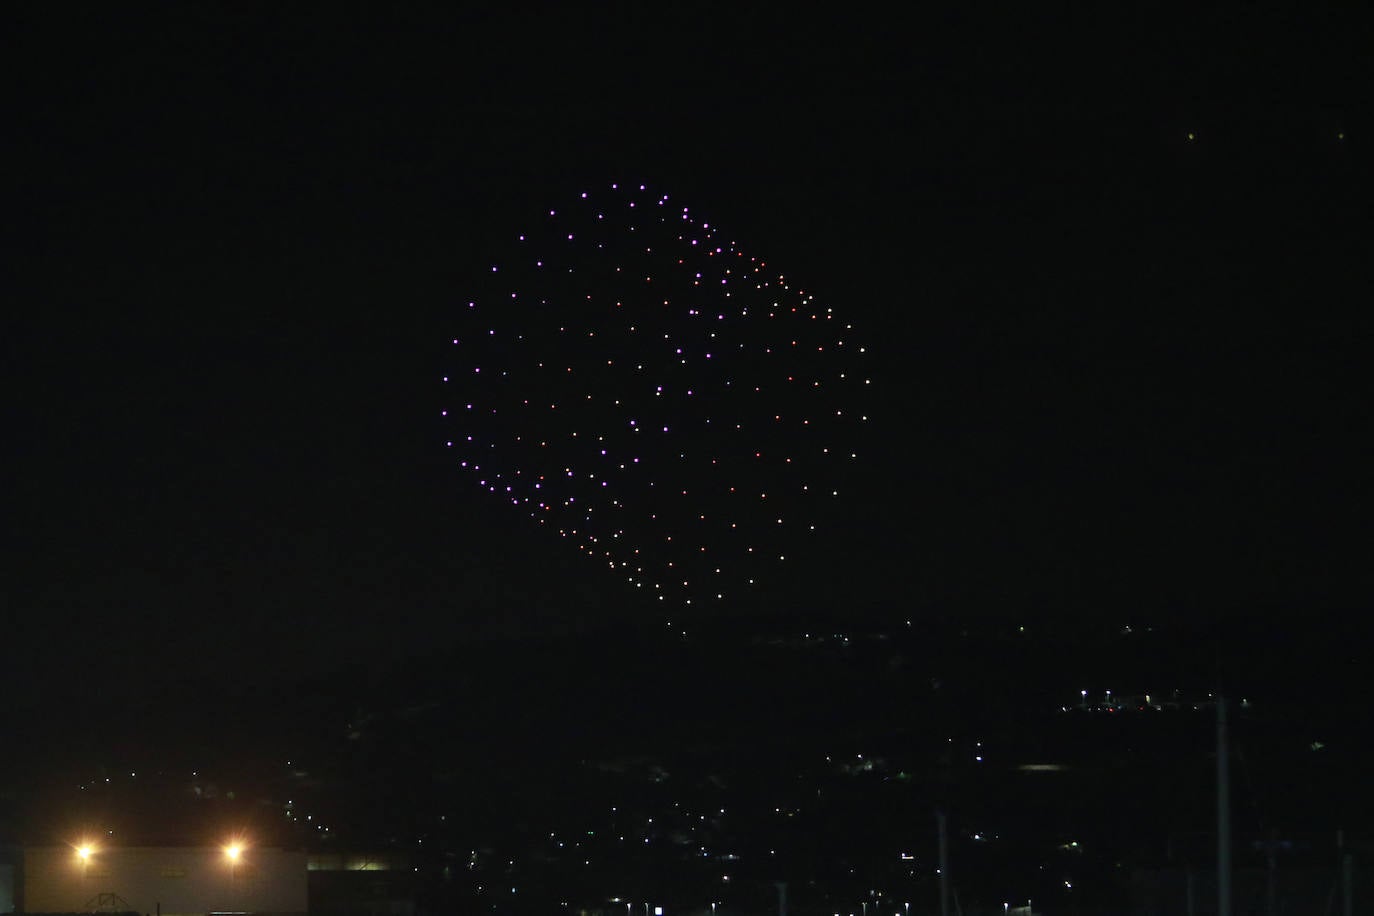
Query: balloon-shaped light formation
[[444, 182, 867, 608]]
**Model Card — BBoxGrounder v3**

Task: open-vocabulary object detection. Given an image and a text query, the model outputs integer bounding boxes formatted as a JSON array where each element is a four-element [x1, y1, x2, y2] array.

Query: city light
[[225, 843, 243, 860], [76, 845, 93, 861]]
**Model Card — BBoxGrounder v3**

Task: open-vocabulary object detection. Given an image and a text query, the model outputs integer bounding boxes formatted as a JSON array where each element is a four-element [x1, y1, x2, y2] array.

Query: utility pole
[[1342, 851, 1353, 916], [1217, 696, 1232, 916], [1265, 826, 1277, 916], [937, 809, 950, 916]]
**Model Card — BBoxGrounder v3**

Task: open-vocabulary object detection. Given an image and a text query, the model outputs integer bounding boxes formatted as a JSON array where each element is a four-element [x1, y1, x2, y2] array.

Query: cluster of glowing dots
[[443, 182, 867, 608]]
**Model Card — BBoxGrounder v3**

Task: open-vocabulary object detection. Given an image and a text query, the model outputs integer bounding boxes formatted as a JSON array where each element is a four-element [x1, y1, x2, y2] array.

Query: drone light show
[[444, 183, 868, 608]]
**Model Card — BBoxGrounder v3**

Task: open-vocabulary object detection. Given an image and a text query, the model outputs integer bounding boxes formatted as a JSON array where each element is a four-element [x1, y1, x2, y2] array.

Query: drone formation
[[443, 183, 868, 609]]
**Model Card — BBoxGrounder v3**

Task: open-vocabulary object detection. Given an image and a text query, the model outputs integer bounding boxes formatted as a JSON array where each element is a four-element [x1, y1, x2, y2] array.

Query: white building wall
[[23, 845, 307, 915], [1, 863, 14, 912]]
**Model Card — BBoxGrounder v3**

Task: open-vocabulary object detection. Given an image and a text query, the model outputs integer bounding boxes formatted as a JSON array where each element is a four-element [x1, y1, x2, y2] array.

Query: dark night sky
[[5, 5, 1371, 703]]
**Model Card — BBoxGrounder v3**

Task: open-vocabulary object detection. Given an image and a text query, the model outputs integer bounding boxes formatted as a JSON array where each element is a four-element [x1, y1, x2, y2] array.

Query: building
[[306, 852, 416, 916], [3, 844, 307, 915]]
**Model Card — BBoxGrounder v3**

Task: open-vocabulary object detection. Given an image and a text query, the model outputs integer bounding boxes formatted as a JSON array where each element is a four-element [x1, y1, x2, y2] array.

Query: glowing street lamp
[[225, 841, 245, 890]]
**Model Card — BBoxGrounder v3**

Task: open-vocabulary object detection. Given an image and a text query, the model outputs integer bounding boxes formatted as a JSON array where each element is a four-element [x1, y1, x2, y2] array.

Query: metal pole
[[1266, 827, 1277, 916], [1217, 696, 1232, 916], [1342, 852, 1352, 916], [1186, 866, 1194, 916], [937, 809, 950, 916]]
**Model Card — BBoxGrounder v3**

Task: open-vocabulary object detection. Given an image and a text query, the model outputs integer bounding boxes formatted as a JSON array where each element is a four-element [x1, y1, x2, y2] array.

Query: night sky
[[6, 6, 1371, 708]]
